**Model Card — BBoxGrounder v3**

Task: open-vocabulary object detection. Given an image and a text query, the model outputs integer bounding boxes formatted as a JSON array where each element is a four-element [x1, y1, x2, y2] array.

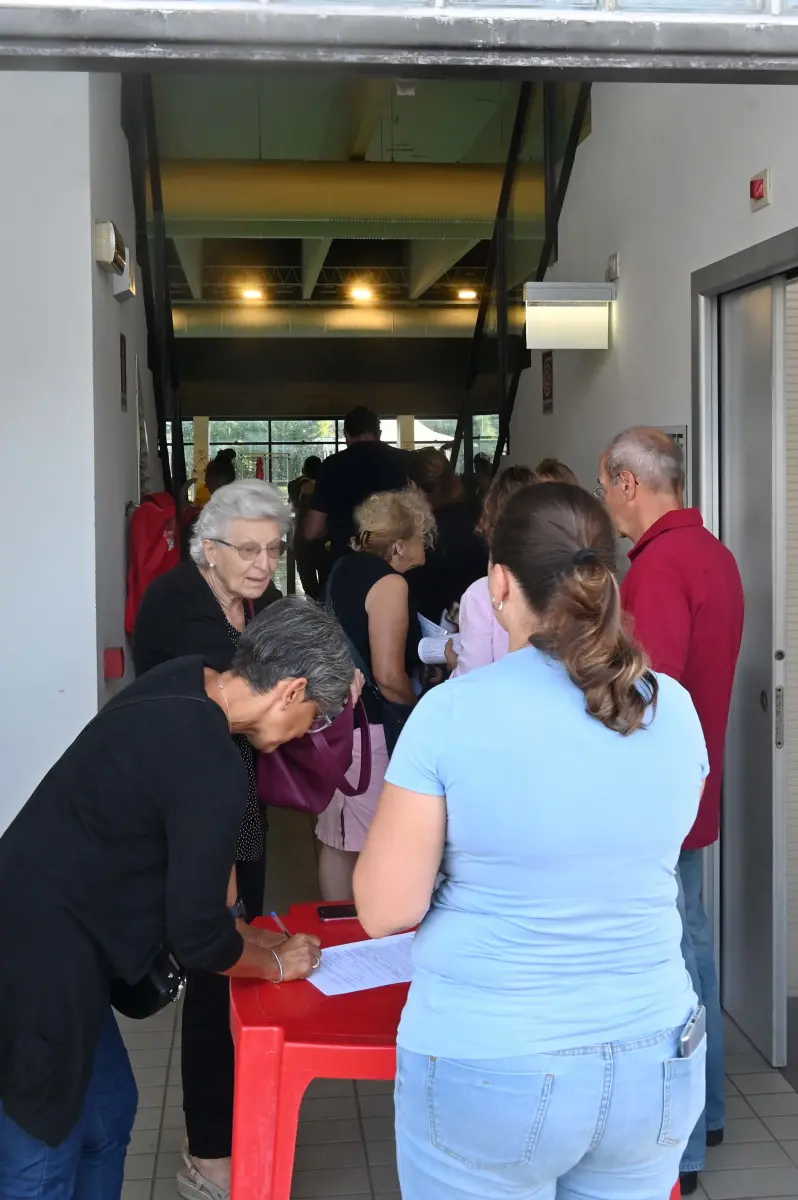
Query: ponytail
[[532, 558, 656, 736], [491, 482, 657, 736]]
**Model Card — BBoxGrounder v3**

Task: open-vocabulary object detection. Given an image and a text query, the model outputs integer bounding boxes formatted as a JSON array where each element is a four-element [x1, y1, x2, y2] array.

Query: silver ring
[[312, 955, 321, 969]]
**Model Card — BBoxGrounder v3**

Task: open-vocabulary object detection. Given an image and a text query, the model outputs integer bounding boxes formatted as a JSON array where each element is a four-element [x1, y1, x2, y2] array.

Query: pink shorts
[[316, 723, 389, 853]]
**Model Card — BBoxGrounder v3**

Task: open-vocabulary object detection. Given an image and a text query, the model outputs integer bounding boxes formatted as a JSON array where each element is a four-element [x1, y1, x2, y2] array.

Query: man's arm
[[304, 509, 328, 542], [623, 567, 692, 682], [303, 458, 332, 541]]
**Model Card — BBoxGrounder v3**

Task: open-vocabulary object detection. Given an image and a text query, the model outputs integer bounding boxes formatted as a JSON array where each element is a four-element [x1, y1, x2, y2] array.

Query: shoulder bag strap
[[310, 699, 372, 798]]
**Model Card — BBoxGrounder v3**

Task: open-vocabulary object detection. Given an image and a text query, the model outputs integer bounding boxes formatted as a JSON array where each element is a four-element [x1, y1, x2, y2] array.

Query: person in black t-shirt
[[320, 488, 435, 903], [0, 598, 356, 1200], [304, 407, 410, 570], [407, 447, 488, 623]]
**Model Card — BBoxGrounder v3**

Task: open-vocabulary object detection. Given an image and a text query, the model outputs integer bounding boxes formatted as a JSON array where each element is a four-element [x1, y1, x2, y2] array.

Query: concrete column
[[397, 415, 416, 450], [193, 416, 210, 485]]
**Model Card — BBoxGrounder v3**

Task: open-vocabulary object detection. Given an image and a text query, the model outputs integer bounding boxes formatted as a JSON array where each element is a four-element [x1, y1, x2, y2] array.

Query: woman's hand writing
[[272, 933, 322, 982], [238, 922, 286, 952]]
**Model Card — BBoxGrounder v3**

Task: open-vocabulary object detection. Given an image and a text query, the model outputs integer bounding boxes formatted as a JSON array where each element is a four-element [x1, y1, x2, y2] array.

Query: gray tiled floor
[[120, 810, 798, 1200]]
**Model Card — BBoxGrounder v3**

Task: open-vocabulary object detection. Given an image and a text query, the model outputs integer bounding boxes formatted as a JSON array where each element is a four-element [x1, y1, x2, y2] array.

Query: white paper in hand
[[308, 933, 415, 996]]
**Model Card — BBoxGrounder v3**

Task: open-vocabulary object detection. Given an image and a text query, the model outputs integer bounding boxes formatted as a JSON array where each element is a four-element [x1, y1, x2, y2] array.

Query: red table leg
[[231, 1025, 284, 1200]]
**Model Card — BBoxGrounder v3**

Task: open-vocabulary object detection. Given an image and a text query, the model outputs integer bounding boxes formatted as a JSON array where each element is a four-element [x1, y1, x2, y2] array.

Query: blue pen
[[271, 911, 291, 937]]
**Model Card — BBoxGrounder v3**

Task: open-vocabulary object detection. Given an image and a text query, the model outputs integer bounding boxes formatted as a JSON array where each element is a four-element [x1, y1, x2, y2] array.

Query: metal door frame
[[692, 232, 792, 1054], [6, 2, 798, 73]]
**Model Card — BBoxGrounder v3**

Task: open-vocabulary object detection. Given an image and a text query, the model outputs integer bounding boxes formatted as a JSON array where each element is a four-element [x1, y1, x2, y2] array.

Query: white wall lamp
[[523, 282, 617, 351]]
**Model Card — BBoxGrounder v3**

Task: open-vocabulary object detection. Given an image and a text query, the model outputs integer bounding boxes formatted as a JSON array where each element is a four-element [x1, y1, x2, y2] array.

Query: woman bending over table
[[355, 481, 707, 1200], [0, 598, 354, 1200]]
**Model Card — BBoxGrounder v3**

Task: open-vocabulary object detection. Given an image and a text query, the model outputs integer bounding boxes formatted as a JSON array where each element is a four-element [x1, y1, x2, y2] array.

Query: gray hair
[[232, 596, 354, 717], [604, 427, 684, 496], [189, 479, 292, 567]]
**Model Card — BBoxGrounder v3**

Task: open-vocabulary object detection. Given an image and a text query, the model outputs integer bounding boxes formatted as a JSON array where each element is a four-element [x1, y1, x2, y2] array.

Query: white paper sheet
[[308, 933, 415, 996]]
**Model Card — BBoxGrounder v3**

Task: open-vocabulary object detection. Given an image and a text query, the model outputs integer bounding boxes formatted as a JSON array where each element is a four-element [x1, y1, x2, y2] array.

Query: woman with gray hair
[[0, 598, 353, 1200], [133, 478, 292, 1200]]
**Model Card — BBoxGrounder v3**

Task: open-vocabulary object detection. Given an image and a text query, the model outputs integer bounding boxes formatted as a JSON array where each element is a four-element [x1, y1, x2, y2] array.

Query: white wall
[[90, 73, 158, 706], [511, 84, 798, 487], [0, 72, 153, 830], [0, 74, 98, 828]]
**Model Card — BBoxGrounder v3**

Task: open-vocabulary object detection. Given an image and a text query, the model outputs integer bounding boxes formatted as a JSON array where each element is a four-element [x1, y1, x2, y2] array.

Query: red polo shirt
[[621, 509, 744, 851]]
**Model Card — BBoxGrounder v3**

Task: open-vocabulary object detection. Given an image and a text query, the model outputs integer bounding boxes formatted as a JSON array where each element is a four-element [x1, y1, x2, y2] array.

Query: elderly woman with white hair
[[133, 478, 291, 1200]]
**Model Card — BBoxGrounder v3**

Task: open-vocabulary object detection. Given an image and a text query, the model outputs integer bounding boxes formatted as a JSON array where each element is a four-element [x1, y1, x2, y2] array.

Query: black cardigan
[[0, 658, 247, 1146], [133, 560, 281, 677]]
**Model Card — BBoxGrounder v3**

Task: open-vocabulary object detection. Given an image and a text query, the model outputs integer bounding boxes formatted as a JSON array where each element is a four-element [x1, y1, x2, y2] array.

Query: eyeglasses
[[309, 712, 333, 734], [593, 483, 607, 500], [212, 538, 287, 562]]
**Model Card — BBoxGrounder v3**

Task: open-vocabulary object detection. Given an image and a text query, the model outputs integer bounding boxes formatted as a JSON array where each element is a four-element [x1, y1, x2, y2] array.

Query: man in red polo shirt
[[599, 427, 744, 1195]]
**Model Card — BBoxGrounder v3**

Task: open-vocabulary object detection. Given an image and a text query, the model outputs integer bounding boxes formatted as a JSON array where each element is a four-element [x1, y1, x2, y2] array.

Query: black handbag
[[110, 949, 186, 1020]]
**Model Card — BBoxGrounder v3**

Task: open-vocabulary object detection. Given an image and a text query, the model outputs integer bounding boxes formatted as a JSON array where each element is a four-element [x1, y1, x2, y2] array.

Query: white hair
[[604, 427, 684, 495], [189, 479, 292, 567]]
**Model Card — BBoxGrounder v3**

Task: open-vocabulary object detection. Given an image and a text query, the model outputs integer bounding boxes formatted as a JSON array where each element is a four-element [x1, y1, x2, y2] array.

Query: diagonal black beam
[[451, 81, 534, 474], [142, 75, 186, 493], [492, 81, 593, 468], [121, 75, 172, 493]]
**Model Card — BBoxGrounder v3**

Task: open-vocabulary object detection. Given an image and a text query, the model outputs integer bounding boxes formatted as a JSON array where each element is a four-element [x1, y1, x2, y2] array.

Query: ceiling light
[[350, 285, 374, 303], [523, 282, 617, 351], [241, 287, 264, 301], [458, 288, 478, 302]]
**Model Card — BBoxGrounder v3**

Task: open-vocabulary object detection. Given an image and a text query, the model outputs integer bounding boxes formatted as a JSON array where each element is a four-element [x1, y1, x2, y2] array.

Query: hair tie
[[573, 547, 599, 567]]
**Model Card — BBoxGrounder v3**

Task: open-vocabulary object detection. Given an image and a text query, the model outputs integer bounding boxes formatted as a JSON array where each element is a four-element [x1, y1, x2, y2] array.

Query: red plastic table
[[229, 900, 684, 1200], [229, 901, 409, 1200]]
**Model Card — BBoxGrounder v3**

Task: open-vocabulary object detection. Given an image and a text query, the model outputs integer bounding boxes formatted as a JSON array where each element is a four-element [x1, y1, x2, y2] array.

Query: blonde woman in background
[[447, 458, 578, 676], [534, 457, 579, 486], [320, 489, 436, 901]]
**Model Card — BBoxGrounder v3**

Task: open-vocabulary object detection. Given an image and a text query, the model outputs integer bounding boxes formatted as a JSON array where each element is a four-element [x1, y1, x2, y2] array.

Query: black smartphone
[[317, 903, 358, 922]]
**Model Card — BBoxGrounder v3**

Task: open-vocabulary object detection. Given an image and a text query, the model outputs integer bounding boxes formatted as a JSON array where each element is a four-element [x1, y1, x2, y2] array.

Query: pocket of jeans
[[658, 1038, 707, 1147], [428, 1057, 554, 1168]]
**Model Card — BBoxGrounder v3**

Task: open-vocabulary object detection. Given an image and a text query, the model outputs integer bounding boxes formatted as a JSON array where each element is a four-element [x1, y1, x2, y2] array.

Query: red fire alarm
[[750, 169, 771, 212], [104, 647, 125, 680]]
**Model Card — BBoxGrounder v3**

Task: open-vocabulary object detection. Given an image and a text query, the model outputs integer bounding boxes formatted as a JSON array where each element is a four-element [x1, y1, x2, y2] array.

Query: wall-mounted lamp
[[241, 287, 264, 301], [524, 282, 617, 351], [350, 285, 374, 303], [457, 288, 478, 302]]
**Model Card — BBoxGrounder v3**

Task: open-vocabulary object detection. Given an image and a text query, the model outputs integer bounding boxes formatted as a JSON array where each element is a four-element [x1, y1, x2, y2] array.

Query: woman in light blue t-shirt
[[355, 481, 708, 1200]]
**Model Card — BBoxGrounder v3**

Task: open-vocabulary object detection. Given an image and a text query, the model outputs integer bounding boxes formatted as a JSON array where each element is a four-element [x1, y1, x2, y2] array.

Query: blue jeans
[[396, 1023, 705, 1200], [0, 1008, 137, 1200], [677, 848, 725, 1174]]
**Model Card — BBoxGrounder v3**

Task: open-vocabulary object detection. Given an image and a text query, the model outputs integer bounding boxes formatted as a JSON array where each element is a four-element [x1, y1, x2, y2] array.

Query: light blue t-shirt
[[386, 647, 708, 1060]]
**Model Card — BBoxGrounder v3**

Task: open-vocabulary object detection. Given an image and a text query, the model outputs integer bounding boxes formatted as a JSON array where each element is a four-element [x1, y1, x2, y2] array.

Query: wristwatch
[[228, 899, 247, 920]]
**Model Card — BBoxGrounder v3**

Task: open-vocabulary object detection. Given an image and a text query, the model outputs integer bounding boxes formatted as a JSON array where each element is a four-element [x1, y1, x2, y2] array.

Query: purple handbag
[[255, 699, 372, 815]]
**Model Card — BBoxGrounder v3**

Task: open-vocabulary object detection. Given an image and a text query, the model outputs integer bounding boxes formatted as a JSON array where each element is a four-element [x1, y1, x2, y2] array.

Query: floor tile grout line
[[353, 1082, 378, 1200]]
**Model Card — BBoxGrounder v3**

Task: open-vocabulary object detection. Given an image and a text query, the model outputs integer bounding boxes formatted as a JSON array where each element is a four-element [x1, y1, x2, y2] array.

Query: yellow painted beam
[[159, 160, 546, 223]]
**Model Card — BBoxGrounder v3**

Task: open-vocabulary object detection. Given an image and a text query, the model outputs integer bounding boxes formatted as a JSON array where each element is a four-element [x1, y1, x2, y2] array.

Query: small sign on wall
[[542, 350, 554, 414]]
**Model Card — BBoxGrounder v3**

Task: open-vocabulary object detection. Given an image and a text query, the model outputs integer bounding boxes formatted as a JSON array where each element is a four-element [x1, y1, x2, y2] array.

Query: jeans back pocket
[[428, 1057, 554, 1169], [658, 1038, 707, 1147]]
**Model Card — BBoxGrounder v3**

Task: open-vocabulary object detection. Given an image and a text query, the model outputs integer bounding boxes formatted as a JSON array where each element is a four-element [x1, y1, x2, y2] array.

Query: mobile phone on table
[[317, 903, 358, 922], [679, 1006, 706, 1058]]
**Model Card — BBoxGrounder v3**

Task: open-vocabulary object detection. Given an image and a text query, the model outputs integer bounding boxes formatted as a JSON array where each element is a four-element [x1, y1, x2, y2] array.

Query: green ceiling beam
[[172, 237, 204, 299], [301, 237, 333, 299], [164, 218, 544, 241], [408, 238, 479, 300]]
